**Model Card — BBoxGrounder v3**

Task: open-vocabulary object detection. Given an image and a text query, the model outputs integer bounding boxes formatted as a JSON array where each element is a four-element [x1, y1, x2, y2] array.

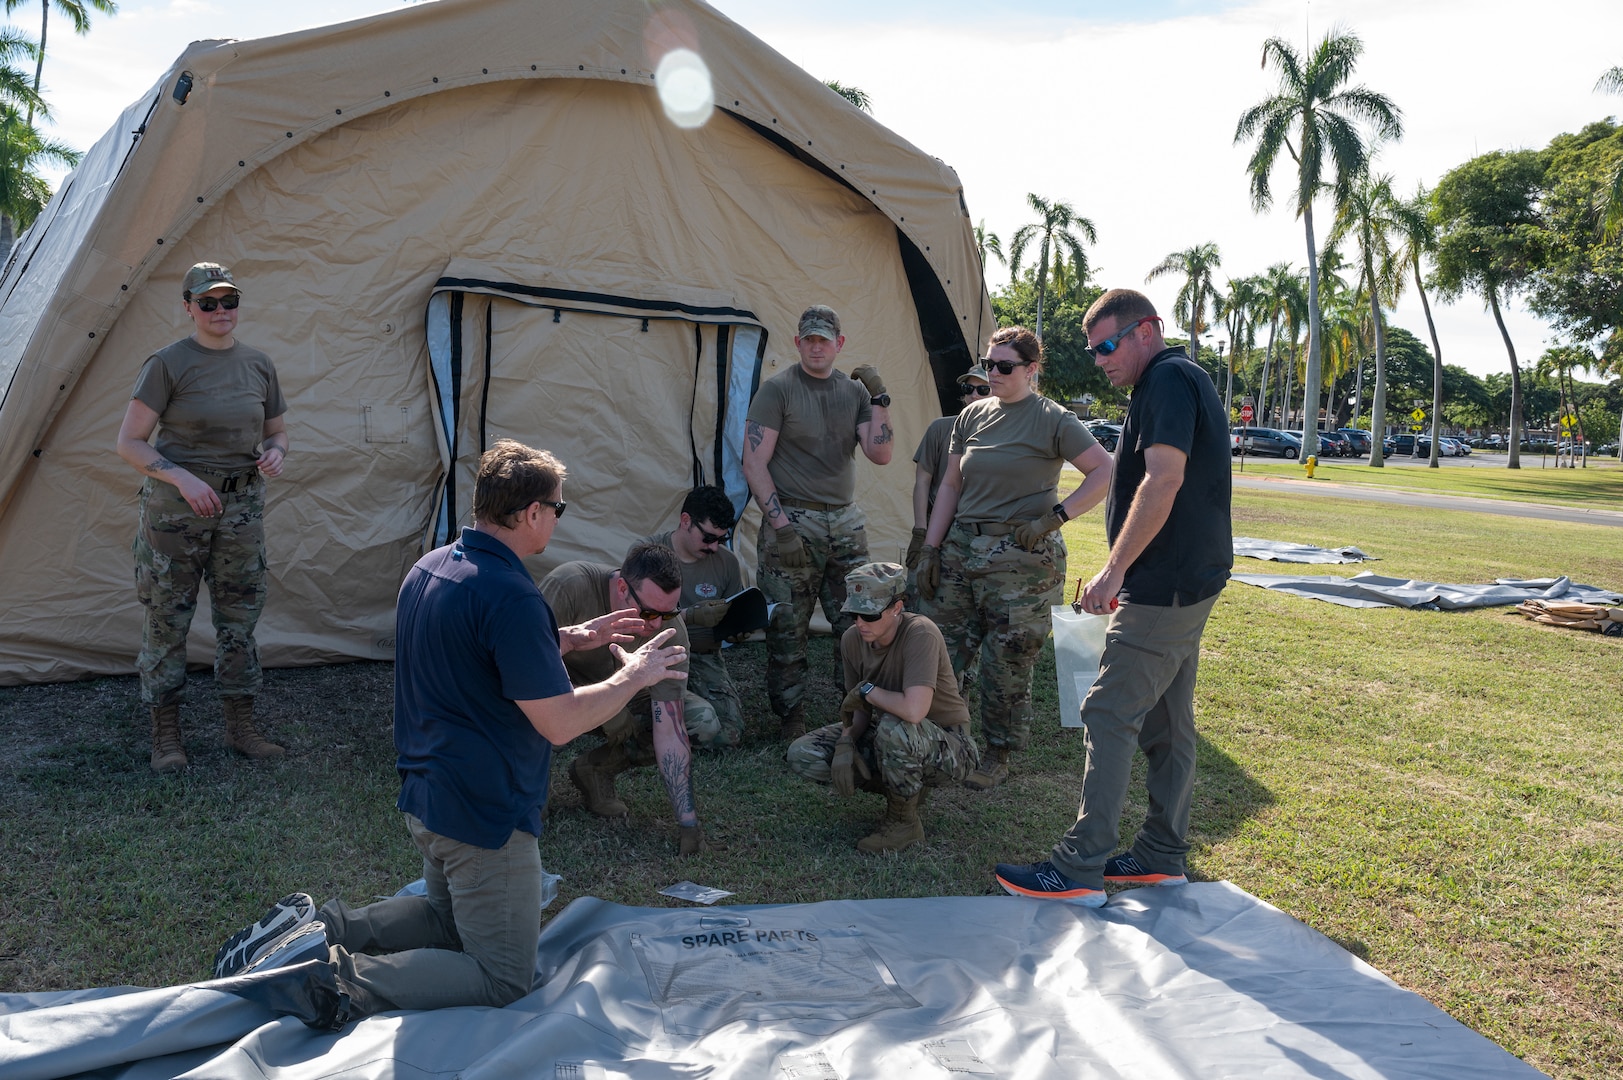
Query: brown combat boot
[[223, 696, 286, 760], [778, 704, 806, 741], [150, 704, 188, 772], [570, 742, 631, 819], [857, 790, 924, 854], [963, 746, 1010, 791]]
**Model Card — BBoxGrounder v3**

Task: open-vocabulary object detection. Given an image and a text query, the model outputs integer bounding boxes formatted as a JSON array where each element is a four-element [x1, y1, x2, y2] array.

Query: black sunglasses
[[191, 293, 240, 312], [980, 357, 1032, 376], [626, 577, 680, 623], [964, 384, 991, 397], [692, 522, 731, 545], [854, 610, 887, 622], [506, 499, 566, 520], [1085, 316, 1161, 360]]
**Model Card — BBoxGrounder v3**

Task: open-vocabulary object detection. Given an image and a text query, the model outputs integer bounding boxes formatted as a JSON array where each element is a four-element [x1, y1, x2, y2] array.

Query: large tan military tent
[[0, 0, 992, 685]]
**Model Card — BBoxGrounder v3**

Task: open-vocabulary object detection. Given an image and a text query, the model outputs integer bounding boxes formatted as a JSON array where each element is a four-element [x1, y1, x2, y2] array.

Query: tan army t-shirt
[[746, 364, 873, 505], [641, 530, 745, 609], [132, 338, 286, 472], [539, 561, 691, 704], [912, 413, 956, 514], [840, 612, 970, 728], [949, 393, 1095, 524]]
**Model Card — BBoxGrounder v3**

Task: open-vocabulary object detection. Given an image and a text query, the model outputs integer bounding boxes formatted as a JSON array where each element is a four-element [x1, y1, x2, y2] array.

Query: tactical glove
[[838, 685, 868, 728], [830, 732, 871, 797], [685, 626, 718, 653], [904, 526, 927, 570], [849, 364, 887, 398], [774, 523, 809, 569], [685, 598, 730, 628], [678, 824, 709, 856], [1013, 510, 1065, 549], [916, 545, 941, 601]]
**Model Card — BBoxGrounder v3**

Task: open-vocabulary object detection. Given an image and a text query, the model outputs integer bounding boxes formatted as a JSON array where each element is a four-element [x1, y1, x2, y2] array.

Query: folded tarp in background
[[1233, 536, 1376, 563], [0, 884, 1543, 1079], [1232, 572, 1622, 610]]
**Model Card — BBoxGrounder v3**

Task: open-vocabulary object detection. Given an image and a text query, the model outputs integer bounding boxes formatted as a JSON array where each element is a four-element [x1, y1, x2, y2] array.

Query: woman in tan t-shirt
[[916, 325, 1112, 789]]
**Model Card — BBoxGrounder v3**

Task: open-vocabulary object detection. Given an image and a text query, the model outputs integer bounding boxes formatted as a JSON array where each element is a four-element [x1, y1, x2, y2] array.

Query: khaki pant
[[1049, 595, 1220, 887], [924, 524, 1064, 752], [132, 477, 267, 706], [786, 715, 979, 798], [757, 502, 869, 719], [320, 815, 543, 1010]]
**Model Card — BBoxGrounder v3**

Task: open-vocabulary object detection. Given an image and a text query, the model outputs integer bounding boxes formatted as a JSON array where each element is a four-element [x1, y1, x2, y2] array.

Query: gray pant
[[1049, 595, 1220, 887], [318, 815, 542, 1011]]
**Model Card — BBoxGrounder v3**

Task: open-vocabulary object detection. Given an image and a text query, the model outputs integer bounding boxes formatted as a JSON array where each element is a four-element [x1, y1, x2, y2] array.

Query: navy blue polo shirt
[[1107, 348, 1233, 606], [394, 527, 574, 849]]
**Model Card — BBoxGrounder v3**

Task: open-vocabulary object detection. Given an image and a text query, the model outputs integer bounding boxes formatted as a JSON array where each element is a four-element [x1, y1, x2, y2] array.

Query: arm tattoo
[[764, 492, 785, 522], [873, 422, 893, 446], [746, 420, 764, 452], [145, 456, 176, 475]]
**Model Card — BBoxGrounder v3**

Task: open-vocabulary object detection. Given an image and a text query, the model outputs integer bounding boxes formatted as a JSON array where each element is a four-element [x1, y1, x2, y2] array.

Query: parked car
[[1085, 421, 1122, 453], [1597, 443, 1619, 458], [1337, 428, 1371, 456], [1447, 437, 1471, 456], [1392, 433, 1418, 456], [1232, 426, 1301, 459], [1556, 442, 1587, 458], [1321, 430, 1354, 457]]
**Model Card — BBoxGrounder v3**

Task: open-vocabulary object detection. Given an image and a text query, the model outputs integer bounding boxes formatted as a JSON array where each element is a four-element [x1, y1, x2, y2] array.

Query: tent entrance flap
[[425, 274, 766, 556]]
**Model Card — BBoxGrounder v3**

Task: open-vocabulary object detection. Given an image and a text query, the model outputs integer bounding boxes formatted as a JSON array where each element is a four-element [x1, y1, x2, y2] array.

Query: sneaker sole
[[213, 893, 315, 979], [995, 874, 1107, 907], [1103, 873, 1189, 887], [241, 921, 330, 975]]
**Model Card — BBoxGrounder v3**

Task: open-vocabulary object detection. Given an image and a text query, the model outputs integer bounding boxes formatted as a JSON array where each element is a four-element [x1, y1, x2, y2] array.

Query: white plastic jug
[[1051, 605, 1108, 728]]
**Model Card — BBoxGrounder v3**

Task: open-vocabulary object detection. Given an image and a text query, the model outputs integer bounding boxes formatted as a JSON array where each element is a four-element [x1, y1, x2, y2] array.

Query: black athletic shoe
[[1102, 853, 1188, 887], [213, 892, 316, 979], [241, 920, 331, 974]]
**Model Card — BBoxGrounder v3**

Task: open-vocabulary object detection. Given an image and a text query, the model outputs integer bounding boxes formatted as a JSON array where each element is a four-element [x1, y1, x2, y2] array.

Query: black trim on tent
[[689, 323, 703, 488], [479, 298, 493, 455], [446, 292, 464, 526], [895, 227, 975, 416], [712, 324, 731, 487], [434, 277, 761, 323]]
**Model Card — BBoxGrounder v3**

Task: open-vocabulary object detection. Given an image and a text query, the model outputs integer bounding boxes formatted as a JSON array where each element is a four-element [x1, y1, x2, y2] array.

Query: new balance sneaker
[[241, 920, 331, 975], [994, 860, 1107, 907], [213, 892, 316, 979], [1102, 853, 1188, 887]]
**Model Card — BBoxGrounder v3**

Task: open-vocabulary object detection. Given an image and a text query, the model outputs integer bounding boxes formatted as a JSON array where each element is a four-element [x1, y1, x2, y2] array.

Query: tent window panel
[[720, 324, 765, 521], [362, 405, 410, 444]]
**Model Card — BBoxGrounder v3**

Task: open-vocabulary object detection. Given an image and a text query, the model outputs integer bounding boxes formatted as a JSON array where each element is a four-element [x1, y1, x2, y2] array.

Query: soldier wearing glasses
[[995, 290, 1232, 907], [906, 364, 991, 571], [540, 542, 713, 854], [638, 485, 748, 749], [744, 304, 894, 741], [116, 262, 290, 772], [786, 562, 978, 854], [917, 326, 1113, 790]]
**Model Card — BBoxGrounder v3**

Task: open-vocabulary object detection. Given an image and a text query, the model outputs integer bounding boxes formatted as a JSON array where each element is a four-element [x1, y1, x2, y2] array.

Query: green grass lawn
[[1237, 455, 1623, 509], [1, 488, 1619, 1077]]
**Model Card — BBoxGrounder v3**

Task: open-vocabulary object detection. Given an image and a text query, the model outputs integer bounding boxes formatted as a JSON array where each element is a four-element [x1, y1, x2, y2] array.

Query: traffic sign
[[1240, 404, 1254, 422], [1410, 408, 1426, 422]]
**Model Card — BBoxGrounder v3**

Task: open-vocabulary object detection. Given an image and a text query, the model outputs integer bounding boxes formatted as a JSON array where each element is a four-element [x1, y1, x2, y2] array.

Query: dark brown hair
[[472, 439, 566, 529], [620, 541, 682, 593], [988, 325, 1044, 367], [1083, 289, 1160, 333]]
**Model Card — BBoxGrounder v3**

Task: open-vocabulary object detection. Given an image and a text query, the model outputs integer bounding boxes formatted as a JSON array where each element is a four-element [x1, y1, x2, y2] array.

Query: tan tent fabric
[[0, 0, 992, 685]]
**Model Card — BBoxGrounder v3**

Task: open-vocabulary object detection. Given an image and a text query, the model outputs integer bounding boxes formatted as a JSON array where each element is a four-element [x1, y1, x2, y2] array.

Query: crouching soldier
[[786, 562, 979, 853]]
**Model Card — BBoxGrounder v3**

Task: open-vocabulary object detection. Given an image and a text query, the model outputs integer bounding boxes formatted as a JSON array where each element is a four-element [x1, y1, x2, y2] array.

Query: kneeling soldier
[[786, 562, 980, 853]]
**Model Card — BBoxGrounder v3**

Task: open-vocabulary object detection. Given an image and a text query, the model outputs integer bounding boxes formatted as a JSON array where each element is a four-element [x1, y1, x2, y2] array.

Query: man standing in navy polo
[[210, 439, 687, 1029]]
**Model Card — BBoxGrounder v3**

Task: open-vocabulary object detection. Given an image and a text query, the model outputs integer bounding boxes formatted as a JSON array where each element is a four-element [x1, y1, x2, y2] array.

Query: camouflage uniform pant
[[757, 502, 868, 719], [686, 650, 745, 749], [927, 524, 1065, 752], [132, 476, 268, 707], [785, 715, 979, 798]]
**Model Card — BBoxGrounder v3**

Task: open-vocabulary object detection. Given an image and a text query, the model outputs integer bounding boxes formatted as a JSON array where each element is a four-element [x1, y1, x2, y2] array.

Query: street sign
[[1240, 404, 1254, 422], [1410, 408, 1426, 423]]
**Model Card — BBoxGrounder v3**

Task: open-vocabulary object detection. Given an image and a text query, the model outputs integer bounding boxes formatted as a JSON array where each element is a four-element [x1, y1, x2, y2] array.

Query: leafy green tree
[[3, 0, 114, 125], [1596, 66, 1623, 239], [974, 219, 1004, 273], [0, 102, 76, 251], [1430, 149, 1546, 468], [1330, 173, 1405, 464], [1008, 193, 1096, 340], [1146, 241, 1221, 377], [1536, 345, 1597, 465], [1254, 262, 1302, 426], [1235, 28, 1402, 449], [1219, 274, 1263, 421], [1388, 185, 1449, 465], [990, 276, 1110, 407], [823, 80, 871, 113]]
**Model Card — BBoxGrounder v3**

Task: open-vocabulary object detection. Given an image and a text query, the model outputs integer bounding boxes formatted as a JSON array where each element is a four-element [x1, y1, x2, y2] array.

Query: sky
[[25, 0, 1623, 380]]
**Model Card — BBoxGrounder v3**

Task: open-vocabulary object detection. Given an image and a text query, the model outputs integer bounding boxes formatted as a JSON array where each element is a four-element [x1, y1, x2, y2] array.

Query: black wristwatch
[[870, 393, 891, 408], [858, 681, 876, 701], [1053, 502, 1070, 522]]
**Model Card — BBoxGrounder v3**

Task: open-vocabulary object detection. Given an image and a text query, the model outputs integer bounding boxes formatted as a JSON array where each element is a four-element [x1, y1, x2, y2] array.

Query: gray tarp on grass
[[0, 884, 1544, 1079], [1232, 571, 1623, 610], [1233, 536, 1376, 563]]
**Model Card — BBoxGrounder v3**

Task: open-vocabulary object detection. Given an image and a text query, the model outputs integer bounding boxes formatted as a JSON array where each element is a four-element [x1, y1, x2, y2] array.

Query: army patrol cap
[[183, 262, 241, 299], [842, 561, 907, 615], [797, 304, 841, 340], [957, 363, 990, 385]]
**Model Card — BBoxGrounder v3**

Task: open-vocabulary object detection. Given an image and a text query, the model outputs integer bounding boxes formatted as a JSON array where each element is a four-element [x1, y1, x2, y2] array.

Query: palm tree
[[1597, 66, 1623, 239], [1147, 242, 1221, 367], [974, 219, 1004, 273], [1329, 172, 1405, 467], [4, 0, 115, 125], [1536, 346, 1592, 468], [1388, 185, 1448, 467], [1235, 29, 1402, 452], [1219, 274, 1263, 422], [1008, 193, 1096, 339], [1254, 262, 1298, 427], [0, 102, 77, 252]]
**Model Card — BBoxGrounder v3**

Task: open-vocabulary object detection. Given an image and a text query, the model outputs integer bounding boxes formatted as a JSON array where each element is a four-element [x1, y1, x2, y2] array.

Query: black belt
[[778, 496, 848, 513], [190, 468, 261, 494], [955, 521, 1017, 536]]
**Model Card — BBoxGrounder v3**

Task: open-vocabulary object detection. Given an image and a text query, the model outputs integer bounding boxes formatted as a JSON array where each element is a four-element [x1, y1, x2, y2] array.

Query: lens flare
[[656, 48, 714, 129]]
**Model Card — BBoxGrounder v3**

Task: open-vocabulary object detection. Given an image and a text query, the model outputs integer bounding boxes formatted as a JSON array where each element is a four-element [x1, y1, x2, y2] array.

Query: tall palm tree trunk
[[1415, 260, 1444, 469], [1258, 317, 1278, 428], [1301, 205, 1324, 453], [1366, 251, 1388, 469], [1487, 288, 1522, 469], [27, 1, 47, 127], [1034, 236, 1051, 340]]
